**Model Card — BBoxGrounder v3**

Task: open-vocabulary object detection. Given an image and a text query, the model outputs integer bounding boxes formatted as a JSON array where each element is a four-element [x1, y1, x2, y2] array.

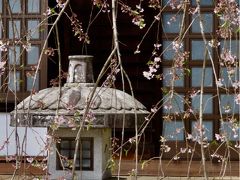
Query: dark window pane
[[162, 0, 188, 7], [221, 40, 239, 59], [27, 45, 39, 64], [220, 67, 239, 87], [191, 40, 212, 60], [8, 71, 20, 91], [8, 20, 21, 39], [8, 46, 21, 65], [220, 122, 240, 141], [70, 150, 76, 158], [82, 159, 91, 168], [60, 140, 69, 148], [192, 94, 213, 114], [163, 94, 184, 114], [221, 95, 239, 114], [27, 20, 40, 39], [9, 0, 21, 13], [162, 13, 183, 33], [191, 13, 213, 33], [192, 0, 213, 6], [75, 159, 80, 168], [58, 138, 93, 170], [163, 67, 184, 87], [163, 41, 174, 60], [70, 140, 76, 148], [27, 0, 40, 13], [163, 121, 184, 141], [191, 121, 213, 141], [162, 0, 169, 6], [82, 150, 91, 158], [163, 40, 184, 60], [26, 71, 39, 91], [191, 67, 213, 87], [82, 140, 91, 149], [60, 150, 69, 157]]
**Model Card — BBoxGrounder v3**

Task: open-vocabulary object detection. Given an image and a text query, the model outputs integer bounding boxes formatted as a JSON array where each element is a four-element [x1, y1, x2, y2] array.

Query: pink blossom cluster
[[0, 61, 6, 77], [220, 49, 237, 66], [22, 41, 32, 52], [0, 40, 9, 52], [44, 47, 55, 56], [235, 94, 240, 105], [143, 56, 161, 80], [186, 123, 209, 148], [43, 7, 52, 16], [216, 78, 224, 87], [56, 0, 66, 9], [180, 147, 192, 154], [191, 121, 209, 145], [214, 0, 240, 38], [148, 0, 161, 9], [160, 144, 171, 152], [93, 0, 110, 13], [85, 111, 96, 124], [120, 4, 146, 29], [103, 58, 120, 87], [163, 0, 184, 9], [215, 133, 226, 142], [53, 115, 76, 129], [211, 153, 223, 163], [143, 42, 162, 80], [172, 41, 189, 68], [70, 13, 90, 44]]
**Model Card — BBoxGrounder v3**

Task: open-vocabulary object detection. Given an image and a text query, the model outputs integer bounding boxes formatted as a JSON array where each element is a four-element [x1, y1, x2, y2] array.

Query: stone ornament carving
[[67, 55, 94, 83]]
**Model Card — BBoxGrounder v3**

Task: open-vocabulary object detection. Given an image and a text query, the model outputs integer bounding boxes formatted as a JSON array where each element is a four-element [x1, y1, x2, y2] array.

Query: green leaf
[[124, 149, 128, 156], [147, 60, 154, 65], [185, 68, 191, 76], [155, 74, 162, 80], [141, 160, 147, 169], [220, 21, 230, 28]]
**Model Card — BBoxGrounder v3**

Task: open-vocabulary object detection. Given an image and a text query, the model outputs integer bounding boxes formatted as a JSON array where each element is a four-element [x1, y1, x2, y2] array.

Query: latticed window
[[0, 0, 47, 102], [161, 0, 239, 159], [57, 138, 94, 171]]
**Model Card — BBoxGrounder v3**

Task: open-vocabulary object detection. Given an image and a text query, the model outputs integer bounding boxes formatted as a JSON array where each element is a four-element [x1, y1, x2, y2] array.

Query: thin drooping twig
[[55, 24, 62, 115], [6, 1, 70, 177], [71, 47, 117, 178], [111, 1, 133, 179], [195, 1, 223, 119], [122, 68, 139, 179], [195, 0, 209, 179], [199, 47, 208, 180], [5, 1, 21, 176], [26, 0, 71, 121]]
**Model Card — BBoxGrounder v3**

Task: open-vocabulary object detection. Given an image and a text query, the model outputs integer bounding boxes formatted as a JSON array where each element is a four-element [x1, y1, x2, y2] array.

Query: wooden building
[[0, 0, 239, 178]]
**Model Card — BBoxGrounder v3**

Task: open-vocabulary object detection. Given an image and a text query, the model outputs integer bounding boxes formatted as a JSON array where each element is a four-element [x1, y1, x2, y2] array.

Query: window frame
[[0, 0, 47, 101], [161, 1, 239, 160], [56, 137, 94, 171]]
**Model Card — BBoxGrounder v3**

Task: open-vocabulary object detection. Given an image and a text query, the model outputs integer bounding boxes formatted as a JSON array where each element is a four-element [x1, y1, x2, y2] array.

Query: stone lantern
[[10, 55, 149, 180]]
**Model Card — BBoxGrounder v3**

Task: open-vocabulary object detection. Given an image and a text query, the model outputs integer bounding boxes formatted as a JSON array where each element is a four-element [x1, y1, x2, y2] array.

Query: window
[[161, 1, 239, 157], [0, 0, 47, 101], [57, 138, 94, 171]]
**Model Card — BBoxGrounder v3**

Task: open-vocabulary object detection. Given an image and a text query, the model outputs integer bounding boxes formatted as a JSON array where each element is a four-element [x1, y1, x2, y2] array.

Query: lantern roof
[[10, 55, 149, 128]]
